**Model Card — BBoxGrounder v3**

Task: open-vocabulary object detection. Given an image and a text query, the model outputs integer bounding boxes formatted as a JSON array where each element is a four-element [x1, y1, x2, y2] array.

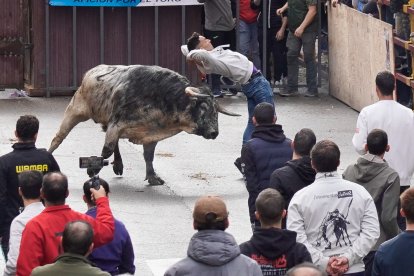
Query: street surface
[[0, 84, 360, 275]]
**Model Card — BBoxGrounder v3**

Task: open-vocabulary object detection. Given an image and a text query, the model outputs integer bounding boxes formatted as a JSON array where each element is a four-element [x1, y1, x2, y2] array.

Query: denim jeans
[[241, 74, 274, 144], [239, 20, 261, 69], [286, 30, 317, 93]]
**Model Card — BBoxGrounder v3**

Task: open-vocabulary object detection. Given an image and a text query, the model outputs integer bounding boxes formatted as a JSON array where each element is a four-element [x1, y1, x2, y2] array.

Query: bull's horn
[[216, 103, 241, 117], [185, 87, 210, 98]]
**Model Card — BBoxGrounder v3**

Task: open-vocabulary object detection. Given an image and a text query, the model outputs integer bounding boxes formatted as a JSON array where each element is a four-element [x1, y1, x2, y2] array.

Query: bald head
[[286, 263, 327, 276], [42, 172, 68, 205]]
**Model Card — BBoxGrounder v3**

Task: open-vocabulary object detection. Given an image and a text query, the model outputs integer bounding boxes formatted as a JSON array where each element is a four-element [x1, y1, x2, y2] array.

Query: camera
[[87, 175, 101, 190], [79, 156, 109, 190], [79, 156, 109, 170]]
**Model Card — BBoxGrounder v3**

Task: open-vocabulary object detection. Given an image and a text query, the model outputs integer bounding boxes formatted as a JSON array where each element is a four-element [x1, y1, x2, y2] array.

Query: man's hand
[[90, 185, 107, 201], [276, 8, 284, 16], [326, 256, 349, 275], [331, 0, 340, 7], [276, 28, 285, 41], [294, 26, 305, 38]]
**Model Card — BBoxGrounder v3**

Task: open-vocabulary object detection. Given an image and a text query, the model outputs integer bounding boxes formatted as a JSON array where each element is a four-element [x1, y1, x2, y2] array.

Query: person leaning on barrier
[[31, 220, 110, 276], [0, 115, 60, 260], [164, 195, 262, 276], [16, 172, 114, 276], [83, 178, 135, 275]]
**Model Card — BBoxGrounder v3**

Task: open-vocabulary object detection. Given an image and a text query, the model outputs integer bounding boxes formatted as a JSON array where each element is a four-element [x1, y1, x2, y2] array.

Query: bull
[[48, 64, 239, 186]]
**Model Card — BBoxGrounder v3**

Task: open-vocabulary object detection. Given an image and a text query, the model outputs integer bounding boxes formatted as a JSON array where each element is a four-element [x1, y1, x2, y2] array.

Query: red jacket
[[240, 0, 258, 23], [16, 197, 114, 276]]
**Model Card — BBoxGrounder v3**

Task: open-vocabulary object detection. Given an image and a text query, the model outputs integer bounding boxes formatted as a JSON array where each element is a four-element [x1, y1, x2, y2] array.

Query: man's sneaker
[[279, 89, 298, 97], [213, 92, 223, 98], [304, 90, 318, 97], [234, 157, 244, 175]]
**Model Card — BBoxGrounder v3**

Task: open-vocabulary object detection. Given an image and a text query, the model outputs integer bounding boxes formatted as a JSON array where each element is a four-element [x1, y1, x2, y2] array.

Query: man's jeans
[[241, 74, 274, 144], [286, 30, 317, 93], [239, 20, 261, 69]]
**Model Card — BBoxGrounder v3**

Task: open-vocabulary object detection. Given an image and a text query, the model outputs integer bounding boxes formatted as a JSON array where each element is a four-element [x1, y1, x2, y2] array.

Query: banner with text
[[49, 0, 201, 6]]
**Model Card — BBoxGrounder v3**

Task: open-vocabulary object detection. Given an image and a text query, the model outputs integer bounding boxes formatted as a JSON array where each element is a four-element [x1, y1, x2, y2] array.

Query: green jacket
[[31, 253, 110, 276]]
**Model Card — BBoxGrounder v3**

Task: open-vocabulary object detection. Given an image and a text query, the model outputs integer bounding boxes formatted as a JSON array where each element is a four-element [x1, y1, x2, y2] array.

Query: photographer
[[83, 178, 135, 275], [16, 172, 115, 276]]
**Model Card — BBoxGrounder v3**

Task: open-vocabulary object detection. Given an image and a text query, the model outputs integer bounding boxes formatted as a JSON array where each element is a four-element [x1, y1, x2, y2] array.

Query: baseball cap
[[193, 195, 228, 224]]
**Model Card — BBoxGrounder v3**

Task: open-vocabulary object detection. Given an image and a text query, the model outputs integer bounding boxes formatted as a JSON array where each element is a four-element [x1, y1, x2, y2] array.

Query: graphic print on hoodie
[[240, 228, 312, 275]]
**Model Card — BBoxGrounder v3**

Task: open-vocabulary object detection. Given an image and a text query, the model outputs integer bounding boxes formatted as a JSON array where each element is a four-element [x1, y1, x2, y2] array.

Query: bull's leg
[[48, 103, 89, 153], [143, 142, 165, 186], [101, 123, 121, 159], [112, 142, 123, 175]]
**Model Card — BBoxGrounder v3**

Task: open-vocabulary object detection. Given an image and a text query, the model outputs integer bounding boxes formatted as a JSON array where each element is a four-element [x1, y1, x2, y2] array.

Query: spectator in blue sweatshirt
[[83, 178, 135, 275]]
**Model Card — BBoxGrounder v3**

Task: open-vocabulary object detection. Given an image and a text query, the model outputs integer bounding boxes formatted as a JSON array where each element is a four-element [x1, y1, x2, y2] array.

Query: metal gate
[[0, 0, 30, 89]]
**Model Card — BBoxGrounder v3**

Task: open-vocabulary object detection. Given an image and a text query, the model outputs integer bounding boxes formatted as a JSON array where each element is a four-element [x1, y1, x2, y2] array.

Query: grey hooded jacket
[[343, 153, 400, 250], [164, 230, 263, 276]]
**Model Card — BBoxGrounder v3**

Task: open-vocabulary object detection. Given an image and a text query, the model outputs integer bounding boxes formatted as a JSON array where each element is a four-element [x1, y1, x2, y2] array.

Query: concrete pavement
[[0, 81, 361, 275]]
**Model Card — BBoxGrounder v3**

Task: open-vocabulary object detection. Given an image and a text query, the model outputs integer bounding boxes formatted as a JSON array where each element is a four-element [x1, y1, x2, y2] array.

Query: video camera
[[79, 156, 109, 190]]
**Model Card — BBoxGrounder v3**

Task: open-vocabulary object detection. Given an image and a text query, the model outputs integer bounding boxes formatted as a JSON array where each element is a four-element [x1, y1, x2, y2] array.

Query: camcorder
[[79, 156, 109, 190]]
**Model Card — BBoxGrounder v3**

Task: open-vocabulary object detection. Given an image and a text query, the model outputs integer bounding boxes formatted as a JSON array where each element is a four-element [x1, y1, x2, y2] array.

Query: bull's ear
[[185, 87, 210, 98]]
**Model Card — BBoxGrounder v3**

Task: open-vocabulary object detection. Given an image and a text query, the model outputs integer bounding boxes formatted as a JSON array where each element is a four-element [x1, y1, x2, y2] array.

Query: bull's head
[[185, 86, 240, 140]]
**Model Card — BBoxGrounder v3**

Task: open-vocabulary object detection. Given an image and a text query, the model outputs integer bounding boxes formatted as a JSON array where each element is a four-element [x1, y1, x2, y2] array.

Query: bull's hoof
[[112, 160, 123, 175], [147, 175, 165, 186]]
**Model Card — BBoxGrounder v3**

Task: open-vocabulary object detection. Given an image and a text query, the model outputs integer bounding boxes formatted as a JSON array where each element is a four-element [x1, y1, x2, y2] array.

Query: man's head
[[83, 177, 109, 207], [401, 187, 414, 224], [41, 172, 68, 205], [15, 115, 39, 142], [375, 71, 395, 97], [186, 32, 214, 52], [293, 128, 316, 156], [62, 220, 94, 256], [252, 102, 276, 126], [365, 129, 389, 156], [193, 195, 229, 231], [18, 170, 43, 200], [311, 140, 340, 173], [255, 188, 285, 227], [286, 262, 327, 276]]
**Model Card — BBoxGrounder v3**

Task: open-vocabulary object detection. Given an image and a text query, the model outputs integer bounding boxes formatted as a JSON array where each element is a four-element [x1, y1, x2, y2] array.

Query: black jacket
[[269, 156, 315, 228], [0, 142, 60, 237], [240, 227, 312, 274], [241, 124, 292, 224]]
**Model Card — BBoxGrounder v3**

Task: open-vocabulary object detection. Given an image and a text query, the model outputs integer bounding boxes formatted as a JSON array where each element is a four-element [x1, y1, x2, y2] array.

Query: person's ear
[[14, 130, 18, 139], [364, 144, 368, 153], [401, 208, 406, 218], [224, 218, 229, 229], [252, 116, 257, 126], [311, 159, 316, 170], [82, 195, 88, 204], [291, 140, 295, 150], [255, 211, 260, 221], [386, 145, 390, 152], [273, 115, 277, 124], [40, 188, 45, 200], [86, 243, 94, 256], [282, 209, 287, 219], [65, 190, 69, 198], [18, 187, 23, 198], [33, 133, 38, 142], [193, 221, 197, 230]]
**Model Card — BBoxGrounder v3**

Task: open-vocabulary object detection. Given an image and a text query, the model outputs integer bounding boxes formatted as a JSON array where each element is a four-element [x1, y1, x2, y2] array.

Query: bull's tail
[[48, 86, 90, 153]]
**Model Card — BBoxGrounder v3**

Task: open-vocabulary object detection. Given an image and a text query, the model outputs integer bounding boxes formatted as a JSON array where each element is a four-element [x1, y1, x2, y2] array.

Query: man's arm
[[187, 49, 216, 75], [4, 217, 24, 275], [381, 174, 400, 239], [48, 153, 60, 172], [341, 195, 379, 267], [276, 16, 288, 41], [119, 227, 136, 275], [16, 222, 44, 276], [294, 5, 317, 37], [352, 111, 368, 154], [241, 145, 260, 222], [87, 189, 115, 247], [287, 195, 330, 270], [277, 3, 289, 16]]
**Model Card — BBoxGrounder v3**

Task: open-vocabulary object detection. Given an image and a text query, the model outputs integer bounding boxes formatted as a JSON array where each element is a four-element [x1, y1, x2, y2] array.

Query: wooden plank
[[328, 5, 394, 111]]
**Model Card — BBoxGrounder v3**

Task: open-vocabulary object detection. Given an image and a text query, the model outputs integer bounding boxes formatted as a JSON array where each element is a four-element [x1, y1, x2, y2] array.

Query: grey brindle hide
[[48, 64, 239, 185]]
